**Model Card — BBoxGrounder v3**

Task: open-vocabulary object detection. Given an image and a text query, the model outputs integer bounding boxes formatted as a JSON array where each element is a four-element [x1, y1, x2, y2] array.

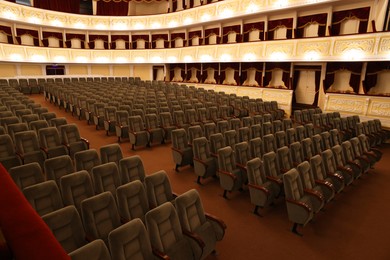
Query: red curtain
[[110, 35, 130, 49], [264, 62, 291, 88], [96, 0, 129, 16], [204, 28, 220, 45], [16, 28, 39, 46], [241, 62, 263, 86], [34, 0, 79, 14], [363, 61, 390, 94], [331, 7, 370, 35], [201, 63, 220, 83], [42, 31, 64, 48], [88, 34, 109, 49], [0, 25, 13, 44], [221, 25, 241, 44], [131, 35, 150, 49], [324, 62, 363, 93], [151, 34, 169, 48], [171, 32, 185, 47], [296, 13, 328, 38], [188, 30, 202, 46], [243, 22, 264, 42], [267, 18, 293, 40]]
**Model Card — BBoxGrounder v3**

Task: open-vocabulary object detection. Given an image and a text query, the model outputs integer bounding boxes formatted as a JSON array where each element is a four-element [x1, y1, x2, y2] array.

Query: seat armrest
[[183, 229, 205, 249], [327, 172, 344, 182], [15, 152, 24, 162], [337, 165, 353, 175], [347, 160, 361, 168], [356, 155, 370, 163], [210, 153, 218, 158], [304, 188, 324, 202], [193, 157, 208, 167], [218, 169, 237, 180], [172, 192, 179, 198], [171, 147, 184, 156], [248, 183, 269, 194], [266, 176, 283, 185], [315, 179, 335, 190], [81, 137, 89, 148], [40, 147, 49, 158], [285, 198, 312, 212], [152, 248, 170, 260], [236, 163, 246, 171], [205, 213, 227, 230], [120, 216, 129, 224]]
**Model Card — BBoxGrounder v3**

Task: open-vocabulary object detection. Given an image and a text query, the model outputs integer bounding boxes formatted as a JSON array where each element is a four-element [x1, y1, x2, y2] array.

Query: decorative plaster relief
[[327, 97, 365, 114]]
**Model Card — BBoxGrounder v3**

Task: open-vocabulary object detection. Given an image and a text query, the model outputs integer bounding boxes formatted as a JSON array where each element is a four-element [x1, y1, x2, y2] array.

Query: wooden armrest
[[172, 192, 178, 198], [248, 183, 269, 194], [266, 176, 283, 185], [280, 168, 289, 174], [285, 198, 312, 212], [193, 157, 208, 166], [356, 155, 370, 163], [183, 229, 205, 249], [337, 165, 353, 175], [347, 160, 361, 168], [171, 147, 184, 155], [218, 169, 237, 180], [15, 152, 24, 161], [315, 179, 334, 190], [85, 234, 95, 243], [152, 248, 170, 260], [327, 172, 344, 182], [205, 213, 227, 230], [210, 153, 218, 158], [40, 147, 49, 154], [120, 216, 129, 224], [81, 137, 90, 149], [236, 163, 246, 171], [304, 188, 324, 202]]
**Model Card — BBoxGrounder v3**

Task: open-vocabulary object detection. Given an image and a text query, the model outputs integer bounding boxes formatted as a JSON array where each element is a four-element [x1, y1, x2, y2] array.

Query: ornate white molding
[[0, 0, 340, 31], [0, 32, 389, 63]]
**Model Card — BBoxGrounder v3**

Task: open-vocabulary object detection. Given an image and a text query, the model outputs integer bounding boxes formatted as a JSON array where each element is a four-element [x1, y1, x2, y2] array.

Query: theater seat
[[145, 170, 176, 208], [193, 137, 217, 184], [68, 239, 111, 260], [9, 162, 44, 190], [171, 128, 193, 171], [118, 155, 146, 184]]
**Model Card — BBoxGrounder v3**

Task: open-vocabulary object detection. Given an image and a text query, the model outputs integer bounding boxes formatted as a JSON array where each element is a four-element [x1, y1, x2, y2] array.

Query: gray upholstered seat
[[42, 206, 88, 253], [74, 149, 101, 174], [175, 189, 226, 260], [118, 155, 146, 184], [99, 143, 123, 166], [44, 155, 74, 186], [14, 130, 46, 168], [60, 170, 95, 212], [129, 115, 150, 150], [159, 112, 177, 142], [29, 120, 49, 135], [217, 146, 244, 199], [297, 161, 334, 203], [60, 124, 89, 159], [91, 162, 121, 197], [145, 113, 164, 146], [171, 128, 193, 171], [9, 162, 44, 190], [310, 154, 343, 194], [262, 151, 283, 196], [39, 127, 68, 158], [68, 239, 111, 260], [263, 134, 276, 153], [23, 180, 64, 216], [0, 134, 22, 170], [331, 145, 355, 186], [116, 180, 149, 223], [109, 218, 160, 260], [283, 168, 315, 236], [114, 110, 129, 143], [321, 149, 346, 192], [145, 202, 196, 260], [80, 191, 121, 243], [144, 170, 176, 208], [7, 123, 28, 142], [193, 137, 217, 184], [103, 106, 117, 136], [246, 158, 277, 216]]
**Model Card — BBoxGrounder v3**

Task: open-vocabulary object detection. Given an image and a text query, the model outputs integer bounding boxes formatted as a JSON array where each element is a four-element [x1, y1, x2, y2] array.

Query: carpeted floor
[[31, 94, 390, 260]]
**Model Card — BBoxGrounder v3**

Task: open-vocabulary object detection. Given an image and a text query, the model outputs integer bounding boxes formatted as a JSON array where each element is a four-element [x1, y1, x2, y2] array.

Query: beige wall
[[133, 65, 152, 80], [20, 64, 42, 76], [113, 65, 130, 76], [91, 65, 110, 76], [68, 65, 88, 75], [0, 64, 17, 77]]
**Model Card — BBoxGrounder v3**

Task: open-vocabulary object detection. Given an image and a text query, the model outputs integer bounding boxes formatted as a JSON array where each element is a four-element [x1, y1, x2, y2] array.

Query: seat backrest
[[49, 117, 68, 129], [21, 114, 39, 125], [218, 146, 236, 172], [116, 180, 149, 223], [330, 129, 340, 146], [38, 127, 62, 148], [188, 125, 204, 145], [263, 134, 276, 153], [14, 130, 40, 154], [321, 149, 337, 174], [193, 137, 211, 160], [42, 206, 87, 253], [81, 191, 121, 242], [283, 168, 304, 201], [118, 155, 146, 184], [310, 154, 326, 180], [247, 157, 267, 186], [60, 170, 94, 212], [109, 218, 154, 260], [60, 124, 81, 144], [44, 155, 74, 185], [262, 122, 273, 136], [23, 180, 64, 216], [302, 138, 314, 160], [0, 134, 16, 157], [331, 144, 346, 167], [350, 137, 363, 157], [172, 128, 188, 150], [9, 162, 44, 190], [209, 133, 225, 154], [296, 161, 315, 190], [160, 112, 173, 127], [296, 125, 306, 141], [68, 239, 111, 260], [7, 123, 28, 141], [74, 149, 101, 174], [91, 162, 121, 197], [217, 120, 229, 134], [249, 137, 263, 159], [320, 131, 332, 150], [224, 129, 237, 149], [263, 151, 280, 178], [145, 202, 190, 257], [277, 146, 292, 171], [144, 170, 174, 208], [99, 143, 123, 166], [235, 141, 251, 166], [250, 124, 262, 139]]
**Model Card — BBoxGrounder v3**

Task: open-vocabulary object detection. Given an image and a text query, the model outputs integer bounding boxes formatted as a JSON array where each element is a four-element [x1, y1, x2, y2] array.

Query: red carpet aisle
[[0, 164, 69, 260], [17, 94, 390, 259]]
